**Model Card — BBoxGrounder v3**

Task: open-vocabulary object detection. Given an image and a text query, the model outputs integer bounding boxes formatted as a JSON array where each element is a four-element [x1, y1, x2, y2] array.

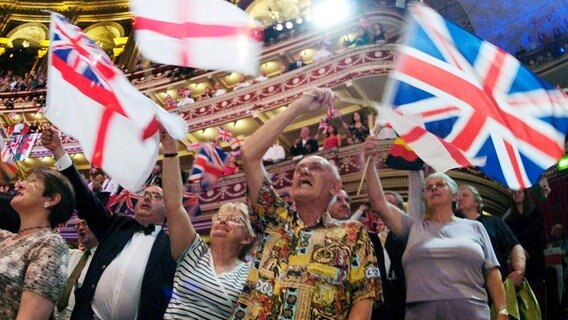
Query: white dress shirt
[[92, 226, 162, 320], [102, 178, 119, 196], [262, 144, 286, 163]]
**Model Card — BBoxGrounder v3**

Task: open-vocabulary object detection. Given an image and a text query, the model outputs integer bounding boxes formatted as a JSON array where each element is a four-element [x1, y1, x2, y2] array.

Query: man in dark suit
[[288, 54, 305, 71], [290, 126, 319, 156], [0, 191, 19, 233], [330, 189, 407, 320], [41, 127, 176, 320]]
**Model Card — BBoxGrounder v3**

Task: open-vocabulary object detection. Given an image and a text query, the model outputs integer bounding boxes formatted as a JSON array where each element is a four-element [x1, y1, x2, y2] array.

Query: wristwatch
[[497, 308, 509, 316]]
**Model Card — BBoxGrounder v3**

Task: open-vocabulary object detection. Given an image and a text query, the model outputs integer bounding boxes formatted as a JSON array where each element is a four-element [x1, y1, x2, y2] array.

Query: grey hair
[[426, 172, 458, 195], [217, 202, 256, 260], [459, 185, 484, 212], [329, 163, 340, 180], [384, 191, 404, 210]]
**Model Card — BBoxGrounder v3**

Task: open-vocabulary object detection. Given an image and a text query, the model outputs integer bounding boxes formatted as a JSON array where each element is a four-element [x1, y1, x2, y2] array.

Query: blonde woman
[[161, 131, 255, 320]]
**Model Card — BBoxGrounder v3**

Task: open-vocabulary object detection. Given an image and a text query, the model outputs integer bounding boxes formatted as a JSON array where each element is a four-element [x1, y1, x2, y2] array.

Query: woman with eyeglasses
[[160, 131, 255, 320], [363, 137, 507, 320], [0, 168, 75, 319]]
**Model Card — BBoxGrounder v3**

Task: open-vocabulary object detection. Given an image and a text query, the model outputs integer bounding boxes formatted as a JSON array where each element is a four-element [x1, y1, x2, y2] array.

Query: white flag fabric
[[46, 13, 187, 191], [131, 0, 263, 75]]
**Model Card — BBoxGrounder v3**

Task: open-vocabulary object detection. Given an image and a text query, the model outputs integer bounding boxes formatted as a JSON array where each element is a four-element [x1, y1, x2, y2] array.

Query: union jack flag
[[183, 187, 200, 216], [229, 135, 244, 150], [216, 127, 233, 142], [106, 189, 141, 215], [380, 4, 568, 189], [326, 103, 341, 120], [319, 119, 329, 134], [189, 143, 228, 190], [47, 12, 187, 191]]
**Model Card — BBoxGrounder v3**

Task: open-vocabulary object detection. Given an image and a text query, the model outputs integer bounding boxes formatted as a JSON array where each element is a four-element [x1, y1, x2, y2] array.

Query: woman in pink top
[[323, 125, 341, 149]]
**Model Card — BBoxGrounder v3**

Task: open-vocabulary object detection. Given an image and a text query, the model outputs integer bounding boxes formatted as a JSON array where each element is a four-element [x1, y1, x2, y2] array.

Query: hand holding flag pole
[[303, 92, 383, 196]]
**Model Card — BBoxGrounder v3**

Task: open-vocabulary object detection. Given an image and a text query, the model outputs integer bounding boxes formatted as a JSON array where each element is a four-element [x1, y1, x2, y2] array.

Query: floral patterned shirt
[[0, 229, 68, 319], [229, 178, 381, 320]]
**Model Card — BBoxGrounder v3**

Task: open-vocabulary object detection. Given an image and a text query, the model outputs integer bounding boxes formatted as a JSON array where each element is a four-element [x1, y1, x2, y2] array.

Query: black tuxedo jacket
[[62, 166, 175, 320], [369, 231, 407, 320], [290, 138, 319, 156]]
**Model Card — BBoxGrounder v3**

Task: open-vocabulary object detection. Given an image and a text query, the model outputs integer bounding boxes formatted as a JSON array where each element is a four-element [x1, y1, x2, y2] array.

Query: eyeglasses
[[424, 181, 448, 192], [212, 214, 246, 225], [140, 191, 163, 200], [74, 221, 87, 231]]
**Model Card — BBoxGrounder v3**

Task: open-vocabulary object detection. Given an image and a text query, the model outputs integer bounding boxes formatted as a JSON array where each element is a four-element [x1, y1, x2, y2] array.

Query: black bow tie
[[138, 223, 155, 235]]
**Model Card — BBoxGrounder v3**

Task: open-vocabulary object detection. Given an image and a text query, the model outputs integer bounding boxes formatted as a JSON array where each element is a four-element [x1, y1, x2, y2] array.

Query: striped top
[[164, 235, 250, 320]]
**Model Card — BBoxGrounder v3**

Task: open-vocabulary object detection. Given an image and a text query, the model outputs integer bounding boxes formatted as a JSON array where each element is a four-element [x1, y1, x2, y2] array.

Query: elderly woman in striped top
[[160, 130, 255, 320]]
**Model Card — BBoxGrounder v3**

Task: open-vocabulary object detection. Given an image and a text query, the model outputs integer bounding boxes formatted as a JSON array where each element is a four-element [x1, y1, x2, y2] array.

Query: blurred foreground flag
[[380, 3, 568, 189], [385, 137, 424, 171], [131, 0, 263, 75], [189, 143, 228, 190], [46, 13, 187, 191]]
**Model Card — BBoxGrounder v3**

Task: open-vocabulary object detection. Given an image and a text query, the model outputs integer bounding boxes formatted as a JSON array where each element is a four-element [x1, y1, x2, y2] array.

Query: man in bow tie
[[41, 126, 176, 320]]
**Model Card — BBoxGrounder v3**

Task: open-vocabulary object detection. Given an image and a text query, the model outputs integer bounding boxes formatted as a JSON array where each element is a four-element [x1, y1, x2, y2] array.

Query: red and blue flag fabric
[[380, 4, 568, 189], [319, 119, 329, 134], [189, 143, 228, 190], [216, 127, 233, 143], [106, 190, 141, 215], [46, 12, 186, 191]]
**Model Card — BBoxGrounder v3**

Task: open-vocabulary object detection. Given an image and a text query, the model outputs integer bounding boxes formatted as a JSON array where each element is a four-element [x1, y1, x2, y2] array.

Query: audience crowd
[[0, 12, 566, 320]]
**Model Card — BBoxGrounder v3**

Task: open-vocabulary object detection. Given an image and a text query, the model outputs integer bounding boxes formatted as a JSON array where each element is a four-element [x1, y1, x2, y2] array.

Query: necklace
[[18, 225, 51, 234]]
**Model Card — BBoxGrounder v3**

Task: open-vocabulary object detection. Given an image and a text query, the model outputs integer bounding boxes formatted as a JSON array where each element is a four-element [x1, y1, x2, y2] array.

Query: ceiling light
[[275, 23, 283, 31], [296, 17, 303, 24], [285, 21, 294, 29], [312, 0, 353, 28]]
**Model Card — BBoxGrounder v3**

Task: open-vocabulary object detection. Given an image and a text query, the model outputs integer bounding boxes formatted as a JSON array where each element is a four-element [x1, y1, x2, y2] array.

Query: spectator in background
[[322, 124, 341, 149], [504, 189, 546, 285], [223, 155, 240, 176], [213, 82, 227, 97], [233, 74, 253, 90], [458, 185, 526, 288], [176, 88, 194, 108], [290, 126, 319, 156], [312, 42, 333, 63], [145, 165, 162, 187], [288, 54, 305, 71], [262, 141, 285, 164], [254, 70, 269, 83], [345, 26, 370, 47], [12, 119, 26, 137], [55, 219, 99, 320], [343, 111, 370, 145], [28, 120, 40, 133], [371, 23, 387, 44], [164, 94, 176, 110], [550, 224, 568, 253], [101, 174, 119, 196]]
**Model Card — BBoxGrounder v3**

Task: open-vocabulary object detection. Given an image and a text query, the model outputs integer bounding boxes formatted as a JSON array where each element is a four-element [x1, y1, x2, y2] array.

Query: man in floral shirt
[[232, 87, 381, 320]]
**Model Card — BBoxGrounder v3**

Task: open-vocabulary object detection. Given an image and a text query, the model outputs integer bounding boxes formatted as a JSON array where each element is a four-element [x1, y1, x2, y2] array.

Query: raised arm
[[363, 137, 405, 235], [41, 126, 111, 241], [407, 170, 424, 220], [160, 130, 196, 261], [241, 87, 335, 204]]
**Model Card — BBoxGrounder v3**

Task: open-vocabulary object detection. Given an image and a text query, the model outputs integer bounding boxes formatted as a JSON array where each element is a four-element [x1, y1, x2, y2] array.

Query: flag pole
[[356, 156, 372, 196]]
